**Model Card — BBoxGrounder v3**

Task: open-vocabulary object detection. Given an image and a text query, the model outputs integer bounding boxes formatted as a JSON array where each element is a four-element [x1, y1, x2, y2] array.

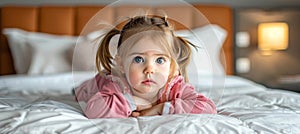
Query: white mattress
[[0, 72, 299, 133]]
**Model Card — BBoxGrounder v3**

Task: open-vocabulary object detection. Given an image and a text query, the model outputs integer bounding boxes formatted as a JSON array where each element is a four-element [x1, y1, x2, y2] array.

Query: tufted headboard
[[0, 4, 233, 75]]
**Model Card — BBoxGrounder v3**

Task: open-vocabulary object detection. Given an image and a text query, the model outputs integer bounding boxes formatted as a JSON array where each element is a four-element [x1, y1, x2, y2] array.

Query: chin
[[140, 89, 152, 94], [134, 85, 161, 94], [138, 87, 155, 94]]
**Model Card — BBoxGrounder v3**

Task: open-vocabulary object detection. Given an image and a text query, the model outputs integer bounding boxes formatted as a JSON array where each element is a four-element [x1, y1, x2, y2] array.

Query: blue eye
[[133, 56, 144, 63], [156, 57, 166, 64]]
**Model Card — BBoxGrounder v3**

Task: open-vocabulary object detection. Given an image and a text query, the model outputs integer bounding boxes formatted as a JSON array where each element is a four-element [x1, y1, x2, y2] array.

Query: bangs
[[118, 30, 175, 58], [148, 30, 174, 57]]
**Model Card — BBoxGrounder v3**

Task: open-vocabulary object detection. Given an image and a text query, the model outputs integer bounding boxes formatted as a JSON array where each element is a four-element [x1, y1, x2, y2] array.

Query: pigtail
[[174, 36, 197, 82], [96, 28, 120, 75]]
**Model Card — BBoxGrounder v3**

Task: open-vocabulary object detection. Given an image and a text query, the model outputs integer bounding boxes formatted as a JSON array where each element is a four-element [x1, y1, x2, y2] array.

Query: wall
[[0, 0, 300, 8], [235, 8, 300, 91]]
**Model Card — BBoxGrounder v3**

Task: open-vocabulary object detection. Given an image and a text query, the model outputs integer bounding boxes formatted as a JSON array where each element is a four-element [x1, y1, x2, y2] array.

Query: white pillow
[[27, 38, 75, 75], [175, 24, 227, 83], [3, 28, 78, 75], [72, 37, 98, 71], [72, 30, 118, 72]]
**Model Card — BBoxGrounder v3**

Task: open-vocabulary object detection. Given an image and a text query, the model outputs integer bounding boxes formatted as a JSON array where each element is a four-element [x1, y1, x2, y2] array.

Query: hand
[[131, 96, 153, 117], [132, 103, 164, 117], [132, 96, 152, 110]]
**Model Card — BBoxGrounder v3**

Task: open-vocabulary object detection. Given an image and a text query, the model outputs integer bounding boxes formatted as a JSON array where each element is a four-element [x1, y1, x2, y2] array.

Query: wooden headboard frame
[[0, 4, 233, 75]]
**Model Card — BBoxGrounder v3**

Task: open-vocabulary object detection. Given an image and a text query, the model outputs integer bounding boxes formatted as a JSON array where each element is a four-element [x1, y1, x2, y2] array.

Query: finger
[[131, 111, 140, 117], [136, 104, 152, 111], [139, 109, 154, 116], [139, 108, 160, 116]]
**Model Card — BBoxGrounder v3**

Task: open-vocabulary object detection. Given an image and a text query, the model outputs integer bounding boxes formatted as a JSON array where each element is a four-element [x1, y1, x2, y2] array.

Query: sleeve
[[162, 83, 217, 115], [84, 80, 134, 118], [75, 74, 105, 102], [75, 74, 135, 118]]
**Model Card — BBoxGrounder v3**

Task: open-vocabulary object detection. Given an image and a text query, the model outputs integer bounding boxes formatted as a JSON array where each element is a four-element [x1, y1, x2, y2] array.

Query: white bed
[[1, 72, 300, 133]]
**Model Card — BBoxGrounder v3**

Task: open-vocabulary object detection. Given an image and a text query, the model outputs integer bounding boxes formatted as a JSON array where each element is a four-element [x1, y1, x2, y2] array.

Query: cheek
[[158, 63, 171, 81], [126, 64, 141, 85], [129, 68, 138, 81]]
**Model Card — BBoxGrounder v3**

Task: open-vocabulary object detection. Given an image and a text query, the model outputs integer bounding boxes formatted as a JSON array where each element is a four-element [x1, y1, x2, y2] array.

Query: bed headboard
[[0, 4, 233, 75]]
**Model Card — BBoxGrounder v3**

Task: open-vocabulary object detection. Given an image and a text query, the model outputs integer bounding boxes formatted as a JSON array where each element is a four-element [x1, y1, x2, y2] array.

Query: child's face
[[122, 36, 171, 95]]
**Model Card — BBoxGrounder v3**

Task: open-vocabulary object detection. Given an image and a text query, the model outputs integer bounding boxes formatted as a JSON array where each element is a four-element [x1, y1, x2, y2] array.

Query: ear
[[115, 55, 125, 73]]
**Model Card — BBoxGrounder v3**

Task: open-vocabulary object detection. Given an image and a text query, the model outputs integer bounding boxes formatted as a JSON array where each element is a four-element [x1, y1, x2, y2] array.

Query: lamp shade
[[258, 22, 289, 50]]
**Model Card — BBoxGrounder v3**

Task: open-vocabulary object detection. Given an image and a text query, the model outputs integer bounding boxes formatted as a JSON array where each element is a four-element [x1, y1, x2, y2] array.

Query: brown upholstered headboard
[[0, 4, 233, 75]]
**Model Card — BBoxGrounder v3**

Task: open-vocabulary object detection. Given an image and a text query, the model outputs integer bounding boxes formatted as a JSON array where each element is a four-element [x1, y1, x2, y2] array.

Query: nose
[[143, 62, 154, 75]]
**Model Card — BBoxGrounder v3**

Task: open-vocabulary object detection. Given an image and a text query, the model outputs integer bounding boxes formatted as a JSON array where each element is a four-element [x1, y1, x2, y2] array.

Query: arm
[[75, 74, 106, 102], [77, 75, 134, 118], [85, 86, 133, 118], [163, 83, 217, 115], [131, 96, 152, 110], [130, 96, 155, 117], [134, 82, 216, 117], [132, 103, 164, 117]]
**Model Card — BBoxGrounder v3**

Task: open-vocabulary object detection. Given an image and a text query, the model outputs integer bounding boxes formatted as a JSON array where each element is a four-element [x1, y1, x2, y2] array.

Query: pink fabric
[[158, 76, 217, 114], [75, 74, 216, 118]]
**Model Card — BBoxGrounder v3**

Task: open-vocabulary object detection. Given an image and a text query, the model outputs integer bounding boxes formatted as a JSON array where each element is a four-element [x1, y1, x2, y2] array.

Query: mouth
[[142, 79, 155, 85]]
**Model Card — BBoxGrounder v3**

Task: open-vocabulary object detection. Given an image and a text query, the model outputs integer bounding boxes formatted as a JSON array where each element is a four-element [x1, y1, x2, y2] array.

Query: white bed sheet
[[0, 72, 300, 134], [0, 71, 94, 95]]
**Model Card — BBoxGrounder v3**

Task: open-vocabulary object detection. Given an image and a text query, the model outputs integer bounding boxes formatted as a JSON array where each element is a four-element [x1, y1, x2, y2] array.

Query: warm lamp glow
[[258, 22, 289, 51]]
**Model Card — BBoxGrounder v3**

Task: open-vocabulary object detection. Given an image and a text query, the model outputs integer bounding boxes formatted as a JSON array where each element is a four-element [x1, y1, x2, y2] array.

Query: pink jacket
[[75, 73, 216, 118]]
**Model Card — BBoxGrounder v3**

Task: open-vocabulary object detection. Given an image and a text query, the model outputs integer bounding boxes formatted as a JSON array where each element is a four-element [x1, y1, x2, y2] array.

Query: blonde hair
[[96, 15, 196, 82]]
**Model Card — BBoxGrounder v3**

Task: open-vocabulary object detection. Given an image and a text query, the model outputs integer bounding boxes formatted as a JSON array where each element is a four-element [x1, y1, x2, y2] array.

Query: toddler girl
[[75, 15, 216, 118]]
